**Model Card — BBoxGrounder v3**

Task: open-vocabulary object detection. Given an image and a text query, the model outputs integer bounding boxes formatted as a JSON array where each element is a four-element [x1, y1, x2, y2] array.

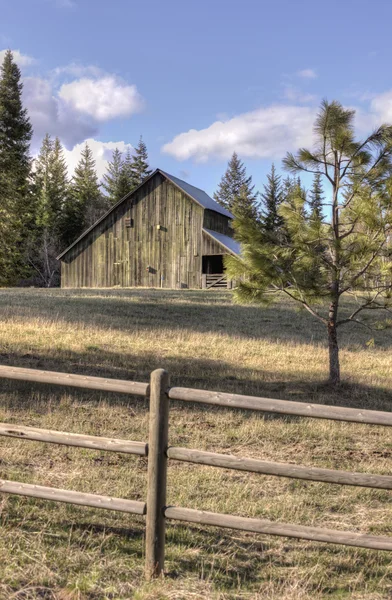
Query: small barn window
[[125, 217, 133, 228]]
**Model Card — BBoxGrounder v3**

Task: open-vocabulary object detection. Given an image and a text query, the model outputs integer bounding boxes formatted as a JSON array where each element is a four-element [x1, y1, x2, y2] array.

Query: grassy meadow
[[0, 287, 391, 599]]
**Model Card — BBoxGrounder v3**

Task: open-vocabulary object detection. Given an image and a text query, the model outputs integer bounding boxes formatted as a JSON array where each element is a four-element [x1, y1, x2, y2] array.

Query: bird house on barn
[[57, 169, 240, 289]]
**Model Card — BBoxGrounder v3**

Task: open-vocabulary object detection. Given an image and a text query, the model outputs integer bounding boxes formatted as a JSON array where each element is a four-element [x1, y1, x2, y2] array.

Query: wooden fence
[[0, 364, 392, 580]]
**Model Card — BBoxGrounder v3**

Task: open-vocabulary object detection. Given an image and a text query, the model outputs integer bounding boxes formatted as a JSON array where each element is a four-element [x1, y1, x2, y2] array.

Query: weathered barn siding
[[61, 173, 204, 289], [203, 209, 233, 237], [202, 231, 228, 255]]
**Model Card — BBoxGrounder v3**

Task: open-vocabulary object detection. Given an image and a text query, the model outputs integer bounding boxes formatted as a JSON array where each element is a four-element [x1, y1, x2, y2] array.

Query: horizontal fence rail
[[167, 447, 392, 490], [0, 422, 147, 456], [169, 386, 392, 426], [0, 364, 392, 580], [0, 365, 149, 397], [0, 479, 146, 514], [164, 506, 392, 551]]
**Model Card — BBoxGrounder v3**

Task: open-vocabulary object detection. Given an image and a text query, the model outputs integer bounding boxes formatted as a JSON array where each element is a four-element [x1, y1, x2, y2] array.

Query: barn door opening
[[202, 255, 229, 289], [202, 255, 224, 274]]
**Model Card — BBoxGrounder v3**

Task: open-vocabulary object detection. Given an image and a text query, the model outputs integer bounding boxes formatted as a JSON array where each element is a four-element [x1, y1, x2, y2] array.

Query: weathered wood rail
[[202, 273, 232, 289], [0, 364, 391, 579]]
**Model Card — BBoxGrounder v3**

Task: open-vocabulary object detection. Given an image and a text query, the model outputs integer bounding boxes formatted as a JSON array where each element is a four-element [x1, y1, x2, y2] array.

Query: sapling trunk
[[327, 321, 340, 385]]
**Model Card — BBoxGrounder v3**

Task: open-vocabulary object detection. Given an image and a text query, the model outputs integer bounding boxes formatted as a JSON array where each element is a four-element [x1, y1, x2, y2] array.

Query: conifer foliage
[[226, 100, 392, 384], [0, 49, 33, 284], [214, 152, 258, 218], [102, 138, 153, 205], [308, 172, 324, 221], [121, 147, 135, 193], [102, 148, 130, 205], [30, 135, 69, 286], [129, 136, 152, 189], [61, 143, 104, 248], [260, 164, 284, 231]]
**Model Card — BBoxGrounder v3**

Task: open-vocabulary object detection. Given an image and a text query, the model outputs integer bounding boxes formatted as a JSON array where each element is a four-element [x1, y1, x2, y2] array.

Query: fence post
[[145, 368, 170, 579]]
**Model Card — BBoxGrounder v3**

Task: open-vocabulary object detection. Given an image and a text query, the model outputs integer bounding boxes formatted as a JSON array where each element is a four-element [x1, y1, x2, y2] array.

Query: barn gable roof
[[159, 171, 234, 219], [57, 168, 233, 260], [203, 228, 240, 255]]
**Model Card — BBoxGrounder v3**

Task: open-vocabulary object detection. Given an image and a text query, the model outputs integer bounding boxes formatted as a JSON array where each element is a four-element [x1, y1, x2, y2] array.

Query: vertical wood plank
[[145, 368, 170, 579]]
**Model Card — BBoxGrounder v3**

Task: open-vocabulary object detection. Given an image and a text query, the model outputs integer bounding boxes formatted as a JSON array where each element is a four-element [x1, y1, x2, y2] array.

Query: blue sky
[[1, 0, 391, 196]]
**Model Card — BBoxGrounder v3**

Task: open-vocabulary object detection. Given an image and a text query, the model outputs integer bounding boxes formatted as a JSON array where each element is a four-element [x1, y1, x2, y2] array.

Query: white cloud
[[59, 76, 144, 121], [162, 90, 392, 164], [369, 91, 392, 124], [20, 63, 144, 150], [0, 49, 36, 67], [351, 91, 392, 134], [162, 104, 315, 162], [297, 68, 317, 79], [23, 76, 97, 149], [63, 139, 133, 180]]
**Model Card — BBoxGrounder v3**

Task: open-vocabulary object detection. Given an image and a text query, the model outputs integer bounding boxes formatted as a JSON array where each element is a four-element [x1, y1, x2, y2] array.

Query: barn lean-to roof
[[57, 168, 234, 260], [203, 228, 240, 255]]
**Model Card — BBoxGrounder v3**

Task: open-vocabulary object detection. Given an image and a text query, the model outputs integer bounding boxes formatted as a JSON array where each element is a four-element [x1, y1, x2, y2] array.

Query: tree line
[[213, 150, 324, 230], [0, 50, 152, 287]]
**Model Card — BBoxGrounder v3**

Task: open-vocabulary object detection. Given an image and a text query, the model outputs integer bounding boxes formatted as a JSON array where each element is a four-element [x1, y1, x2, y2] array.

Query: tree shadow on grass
[[0, 346, 391, 414], [5, 513, 386, 595], [1, 288, 391, 350], [164, 523, 391, 593]]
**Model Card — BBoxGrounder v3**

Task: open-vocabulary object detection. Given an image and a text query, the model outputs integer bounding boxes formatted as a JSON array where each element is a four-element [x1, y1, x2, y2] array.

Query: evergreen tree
[[34, 134, 54, 228], [51, 137, 70, 226], [226, 100, 392, 385], [282, 176, 295, 202], [30, 135, 69, 286], [214, 152, 258, 217], [232, 183, 259, 220], [0, 50, 33, 284], [121, 147, 134, 192], [62, 143, 103, 247], [308, 172, 324, 221], [102, 148, 130, 205], [260, 164, 284, 231], [129, 136, 152, 189]]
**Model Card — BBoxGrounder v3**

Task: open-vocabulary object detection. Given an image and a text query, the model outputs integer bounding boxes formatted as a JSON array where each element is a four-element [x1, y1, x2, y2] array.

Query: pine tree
[[308, 172, 324, 221], [102, 148, 130, 205], [260, 164, 284, 231], [232, 183, 259, 220], [62, 143, 103, 247], [129, 136, 152, 189], [214, 152, 257, 216], [30, 135, 69, 286], [0, 49, 33, 284], [226, 100, 392, 385]]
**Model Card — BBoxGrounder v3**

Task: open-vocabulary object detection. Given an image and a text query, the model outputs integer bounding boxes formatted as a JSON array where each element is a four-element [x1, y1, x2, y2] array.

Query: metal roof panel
[[203, 228, 241, 255], [160, 170, 234, 219]]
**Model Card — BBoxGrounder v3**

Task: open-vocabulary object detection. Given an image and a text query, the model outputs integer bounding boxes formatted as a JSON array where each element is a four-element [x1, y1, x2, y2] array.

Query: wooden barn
[[58, 169, 240, 289]]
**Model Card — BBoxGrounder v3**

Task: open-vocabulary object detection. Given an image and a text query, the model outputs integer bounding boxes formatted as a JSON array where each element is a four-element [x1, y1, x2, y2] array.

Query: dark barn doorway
[[202, 255, 224, 274]]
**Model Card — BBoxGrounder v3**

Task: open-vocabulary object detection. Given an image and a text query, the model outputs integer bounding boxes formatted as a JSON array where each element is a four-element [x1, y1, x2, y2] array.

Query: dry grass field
[[0, 288, 391, 600]]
